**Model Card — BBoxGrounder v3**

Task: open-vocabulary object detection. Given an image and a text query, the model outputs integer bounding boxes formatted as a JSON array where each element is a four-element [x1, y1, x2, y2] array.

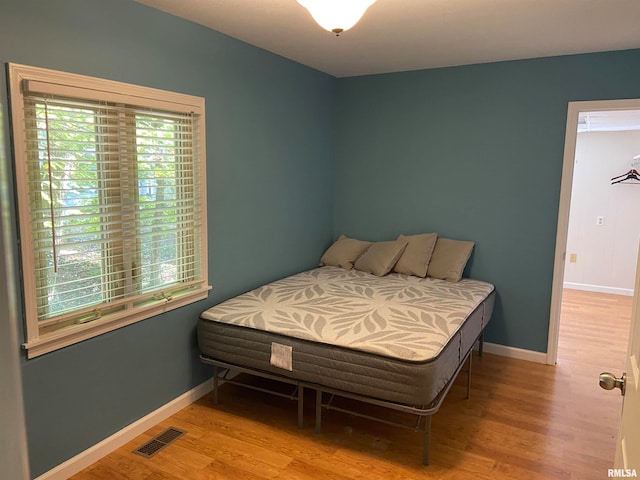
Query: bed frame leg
[[315, 389, 322, 434], [422, 416, 431, 466], [297, 385, 304, 429], [478, 332, 484, 356], [213, 366, 219, 405], [466, 352, 472, 400]]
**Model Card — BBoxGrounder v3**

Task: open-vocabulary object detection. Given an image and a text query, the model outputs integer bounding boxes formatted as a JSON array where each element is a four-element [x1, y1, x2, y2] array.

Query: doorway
[[548, 99, 640, 366]]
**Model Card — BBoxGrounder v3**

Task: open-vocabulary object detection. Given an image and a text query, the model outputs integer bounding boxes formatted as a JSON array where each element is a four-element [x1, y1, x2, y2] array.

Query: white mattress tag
[[270, 342, 293, 371]]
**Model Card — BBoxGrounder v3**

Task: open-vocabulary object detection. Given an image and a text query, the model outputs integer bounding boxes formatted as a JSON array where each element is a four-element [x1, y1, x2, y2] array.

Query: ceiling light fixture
[[296, 0, 377, 36]]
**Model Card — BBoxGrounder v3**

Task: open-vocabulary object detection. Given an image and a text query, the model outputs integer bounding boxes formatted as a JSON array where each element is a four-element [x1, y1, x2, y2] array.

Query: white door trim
[[547, 98, 640, 365]]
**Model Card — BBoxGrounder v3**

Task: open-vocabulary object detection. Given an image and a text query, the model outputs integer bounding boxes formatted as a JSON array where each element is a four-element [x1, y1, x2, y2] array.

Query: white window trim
[[8, 63, 210, 358]]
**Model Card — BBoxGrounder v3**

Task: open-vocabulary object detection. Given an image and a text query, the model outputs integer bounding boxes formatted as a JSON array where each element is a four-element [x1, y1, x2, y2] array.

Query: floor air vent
[[134, 427, 185, 458]]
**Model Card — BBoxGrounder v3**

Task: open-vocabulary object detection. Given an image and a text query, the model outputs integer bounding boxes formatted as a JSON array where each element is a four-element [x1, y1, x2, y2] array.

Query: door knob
[[599, 372, 626, 396]]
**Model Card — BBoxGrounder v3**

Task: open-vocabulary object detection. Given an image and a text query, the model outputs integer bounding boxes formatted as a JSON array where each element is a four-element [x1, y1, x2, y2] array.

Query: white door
[[602, 243, 640, 473]]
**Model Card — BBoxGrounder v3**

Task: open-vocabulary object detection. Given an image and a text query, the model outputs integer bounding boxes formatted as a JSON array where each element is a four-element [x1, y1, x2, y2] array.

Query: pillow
[[427, 238, 475, 282], [392, 232, 438, 277], [319, 234, 371, 270], [354, 239, 408, 276]]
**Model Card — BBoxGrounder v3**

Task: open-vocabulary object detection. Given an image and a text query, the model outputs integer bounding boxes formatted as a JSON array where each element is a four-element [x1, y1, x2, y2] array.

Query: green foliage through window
[[27, 100, 196, 322]]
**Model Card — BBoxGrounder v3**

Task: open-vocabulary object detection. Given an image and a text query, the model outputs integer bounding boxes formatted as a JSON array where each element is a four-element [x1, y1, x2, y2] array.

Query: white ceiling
[[134, 0, 640, 78], [578, 111, 640, 133]]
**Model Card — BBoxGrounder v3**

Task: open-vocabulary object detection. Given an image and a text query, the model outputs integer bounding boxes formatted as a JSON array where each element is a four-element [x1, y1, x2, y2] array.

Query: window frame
[[9, 63, 210, 358]]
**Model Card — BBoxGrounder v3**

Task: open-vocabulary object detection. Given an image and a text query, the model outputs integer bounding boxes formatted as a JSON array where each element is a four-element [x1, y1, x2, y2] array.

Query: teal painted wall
[[334, 49, 640, 353], [0, 0, 335, 476]]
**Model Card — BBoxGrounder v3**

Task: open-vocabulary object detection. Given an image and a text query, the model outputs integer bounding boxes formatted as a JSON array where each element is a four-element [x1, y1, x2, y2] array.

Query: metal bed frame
[[199, 333, 483, 465]]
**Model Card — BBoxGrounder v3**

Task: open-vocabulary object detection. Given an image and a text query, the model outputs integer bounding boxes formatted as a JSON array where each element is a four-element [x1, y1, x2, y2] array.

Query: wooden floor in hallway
[[71, 289, 632, 480]]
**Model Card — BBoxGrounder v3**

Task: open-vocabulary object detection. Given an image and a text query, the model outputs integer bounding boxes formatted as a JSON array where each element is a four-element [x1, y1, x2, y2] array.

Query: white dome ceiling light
[[296, 0, 377, 35]]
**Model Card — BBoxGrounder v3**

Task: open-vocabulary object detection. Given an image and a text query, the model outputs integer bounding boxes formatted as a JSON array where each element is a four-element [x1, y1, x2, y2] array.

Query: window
[[9, 64, 210, 358]]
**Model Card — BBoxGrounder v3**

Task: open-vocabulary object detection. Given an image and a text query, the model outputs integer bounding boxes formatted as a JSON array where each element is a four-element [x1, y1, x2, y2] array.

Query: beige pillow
[[427, 238, 475, 282], [392, 233, 438, 277], [354, 239, 408, 276], [319, 234, 371, 270]]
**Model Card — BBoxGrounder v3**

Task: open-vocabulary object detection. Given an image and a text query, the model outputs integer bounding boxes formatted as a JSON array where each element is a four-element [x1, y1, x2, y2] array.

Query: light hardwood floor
[[72, 289, 632, 480]]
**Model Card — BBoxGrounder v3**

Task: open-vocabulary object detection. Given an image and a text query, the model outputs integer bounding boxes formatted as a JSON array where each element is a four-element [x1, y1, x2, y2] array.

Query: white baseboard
[[563, 282, 633, 296], [36, 378, 214, 480], [479, 341, 547, 364]]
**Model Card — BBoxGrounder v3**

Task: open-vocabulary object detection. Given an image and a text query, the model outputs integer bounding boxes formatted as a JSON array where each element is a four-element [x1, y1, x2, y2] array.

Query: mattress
[[198, 266, 495, 405]]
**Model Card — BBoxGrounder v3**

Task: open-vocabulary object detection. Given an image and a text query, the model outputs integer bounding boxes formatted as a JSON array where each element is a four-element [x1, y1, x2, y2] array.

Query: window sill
[[23, 286, 212, 359]]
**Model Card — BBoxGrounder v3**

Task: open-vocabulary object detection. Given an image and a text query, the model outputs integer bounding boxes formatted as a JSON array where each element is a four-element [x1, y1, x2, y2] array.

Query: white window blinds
[[10, 64, 210, 357]]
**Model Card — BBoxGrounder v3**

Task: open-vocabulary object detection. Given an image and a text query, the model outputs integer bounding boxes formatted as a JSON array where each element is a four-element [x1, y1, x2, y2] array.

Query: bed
[[197, 264, 495, 464]]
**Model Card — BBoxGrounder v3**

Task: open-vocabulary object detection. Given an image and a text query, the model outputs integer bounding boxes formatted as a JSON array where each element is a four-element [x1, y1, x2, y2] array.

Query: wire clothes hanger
[[611, 168, 640, 185]]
